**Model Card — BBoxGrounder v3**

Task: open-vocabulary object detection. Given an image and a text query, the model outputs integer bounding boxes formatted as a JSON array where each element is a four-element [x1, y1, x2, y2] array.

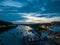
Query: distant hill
[[51, 21, 60, 27], [0, 20, 13, 25], [0, 20, 17, 33]]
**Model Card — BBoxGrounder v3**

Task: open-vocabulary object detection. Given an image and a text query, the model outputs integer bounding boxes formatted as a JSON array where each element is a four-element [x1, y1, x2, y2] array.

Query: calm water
[[0, 25, 60, 45], [50, 27, 60, 32]]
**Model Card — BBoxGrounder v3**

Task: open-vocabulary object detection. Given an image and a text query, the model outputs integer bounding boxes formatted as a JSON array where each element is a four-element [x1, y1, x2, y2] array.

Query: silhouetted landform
[[17, 22, 60, 35], [29, 24, 48, 35], [17, 23, 51, 35], [16, 21, 60, 29], [0, 20, 17, 33], [0, 20, 60, 35], [51, 21, 60, 27]]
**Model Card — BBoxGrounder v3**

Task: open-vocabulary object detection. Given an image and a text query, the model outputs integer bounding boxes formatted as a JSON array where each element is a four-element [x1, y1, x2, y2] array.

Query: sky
[[0, 0, 60, 23]]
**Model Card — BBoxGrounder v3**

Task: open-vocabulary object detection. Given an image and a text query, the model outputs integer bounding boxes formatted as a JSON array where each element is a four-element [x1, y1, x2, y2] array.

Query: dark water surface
[[0, 25, 60, 45]]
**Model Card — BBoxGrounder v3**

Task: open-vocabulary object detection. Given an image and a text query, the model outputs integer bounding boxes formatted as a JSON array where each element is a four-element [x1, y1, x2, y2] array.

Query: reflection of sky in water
[[0, 25, 40, 45], [0, 0, 60, 45], [0, 28, 23, 45], [0, 25, 59, 45], [0, 26, 25, 45], [51, 27, 60, 32]]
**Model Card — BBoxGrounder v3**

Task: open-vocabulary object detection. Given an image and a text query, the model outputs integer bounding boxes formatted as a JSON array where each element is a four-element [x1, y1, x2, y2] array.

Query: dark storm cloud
[[0, 0, 60, 19], [44, 1, 60, 13], [36, 13, 60, 18], [0, 13, 27, 22], [0, 0, 60, 13]]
